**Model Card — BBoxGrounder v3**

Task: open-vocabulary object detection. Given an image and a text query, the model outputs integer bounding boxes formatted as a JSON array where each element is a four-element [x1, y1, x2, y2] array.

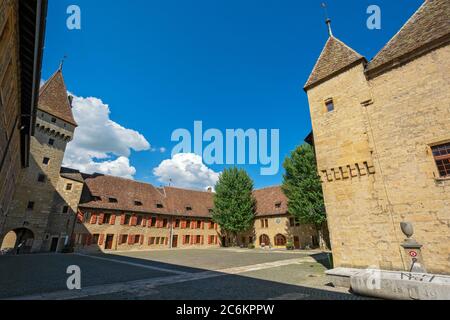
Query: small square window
[[325, 99, 334, 112], [51, 117, 57, 123], [38, 174, 47, 183], [108, 197, 118, 203], [49, 138, 55, 146], [43, 157, 50, 165], [27, 201, 35, 210], [66, 184, 73, 191], [135, 201, 143, 206], [186, 206, 193, 211], [156, 203, 164, 209], [62, 206, 69, 214]]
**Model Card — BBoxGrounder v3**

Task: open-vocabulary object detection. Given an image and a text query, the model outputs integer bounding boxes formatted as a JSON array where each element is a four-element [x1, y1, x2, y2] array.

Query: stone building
[[304, 0, 449, 275], [0, 0, 47, 249], [72, 174, 318, 252], [65, 167, 319, 252], [1, 68, 79, 253], [234, 186, 318, 249]]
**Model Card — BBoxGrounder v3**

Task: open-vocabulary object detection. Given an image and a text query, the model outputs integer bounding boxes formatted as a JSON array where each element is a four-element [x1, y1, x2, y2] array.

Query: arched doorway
[[259, 234, 270, 247], [274, 234, 287, 246], [1, 228, 34, 254]]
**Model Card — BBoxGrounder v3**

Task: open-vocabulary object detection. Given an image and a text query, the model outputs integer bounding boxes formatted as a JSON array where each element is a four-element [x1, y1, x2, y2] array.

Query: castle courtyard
[[0, 249, 368, 300]]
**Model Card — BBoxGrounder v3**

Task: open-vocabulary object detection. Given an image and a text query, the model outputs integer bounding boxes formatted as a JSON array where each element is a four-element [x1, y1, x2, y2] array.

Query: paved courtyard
[[0, 248, 368, 300]]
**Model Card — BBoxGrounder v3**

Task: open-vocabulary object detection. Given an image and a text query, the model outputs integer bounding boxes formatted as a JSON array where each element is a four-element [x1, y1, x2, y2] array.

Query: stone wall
[[306, 47, 450, 274], [0, 0, 21, 230], [4, 110, 76, 252], [73, 210, 221, 252]]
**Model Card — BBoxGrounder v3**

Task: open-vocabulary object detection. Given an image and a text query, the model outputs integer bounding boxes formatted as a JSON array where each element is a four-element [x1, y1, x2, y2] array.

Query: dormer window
[[156, 203, 164, 209], [275, 202, 282, 209], [186, 206, 193, 211], [108, 198, 118, 203], [325, 98, 334, 112], [134, 201, 143, 206], [93, 196, 101, 201], [51, 117, 57, 123]]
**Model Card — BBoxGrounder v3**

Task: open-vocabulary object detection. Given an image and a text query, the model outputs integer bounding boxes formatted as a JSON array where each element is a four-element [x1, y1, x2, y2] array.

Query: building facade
[[1, 68, 79, 253], [0, 0, 47, 249], [72, 176, 318, 253], [304, 0, 450, 274]]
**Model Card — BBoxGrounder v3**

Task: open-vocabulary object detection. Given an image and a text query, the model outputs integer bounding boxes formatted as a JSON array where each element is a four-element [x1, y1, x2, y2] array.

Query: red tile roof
[[77, 173, 289, 218], [253, 186, 288, 217], [39, 69, 77, 126]]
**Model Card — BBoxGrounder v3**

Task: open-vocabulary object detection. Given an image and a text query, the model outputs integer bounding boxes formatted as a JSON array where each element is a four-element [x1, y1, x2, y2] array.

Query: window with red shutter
[[98, 234, 105, 246], [110, 215, 116, 225], [90, 214, 97, 224], [120, 214, 126, 225], [98, 213, 105, 225]]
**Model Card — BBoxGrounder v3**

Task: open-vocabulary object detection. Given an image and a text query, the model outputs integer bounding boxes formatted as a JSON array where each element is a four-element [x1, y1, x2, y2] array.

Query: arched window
[[259, 234, 270, 246], [275, 234, 287, 246]]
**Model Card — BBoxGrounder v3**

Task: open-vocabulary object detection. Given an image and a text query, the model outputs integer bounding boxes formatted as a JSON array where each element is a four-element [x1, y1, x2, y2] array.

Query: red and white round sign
[[409, 251, 418, 258]]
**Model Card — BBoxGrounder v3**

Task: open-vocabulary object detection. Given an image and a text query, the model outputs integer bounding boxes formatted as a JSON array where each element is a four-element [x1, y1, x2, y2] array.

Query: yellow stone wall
[[306, 46, 450, 274]]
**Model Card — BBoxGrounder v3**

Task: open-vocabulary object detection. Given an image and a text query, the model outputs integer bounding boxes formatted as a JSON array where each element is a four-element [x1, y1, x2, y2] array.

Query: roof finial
[[59, 55, 68, 71], [321, 2, 333, 37]]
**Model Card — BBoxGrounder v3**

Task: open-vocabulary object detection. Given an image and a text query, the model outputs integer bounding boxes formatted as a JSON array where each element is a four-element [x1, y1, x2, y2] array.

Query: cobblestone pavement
[[0, 248, 369, 300]]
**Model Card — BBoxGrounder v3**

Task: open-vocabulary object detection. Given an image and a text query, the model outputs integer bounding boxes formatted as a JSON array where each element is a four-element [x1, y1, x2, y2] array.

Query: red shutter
[[131, 216, 137, 226], [98, 234, 105, 246], [76, 210, 84, 223], [200, 222, 204, 230], [90, 214, 97, 224], [110, 215, 116, 225], [190, 235, 194, 245], [215, 223, 218, 230], [182, 235, 186, 244], [142, 218, 147, 227], [98, 213, 105, 225], [128, 235, 134, 245], [120, 214, 126, 225]]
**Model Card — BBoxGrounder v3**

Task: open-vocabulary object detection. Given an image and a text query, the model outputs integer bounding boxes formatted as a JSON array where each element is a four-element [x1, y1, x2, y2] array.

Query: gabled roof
[[253, 186, 288, 217], [304, 36, 366, 90], [367, 0, 450, 76], [39, 69, 77, 126]]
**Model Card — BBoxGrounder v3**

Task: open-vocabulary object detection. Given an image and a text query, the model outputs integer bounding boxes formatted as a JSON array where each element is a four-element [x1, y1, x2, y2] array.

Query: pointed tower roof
[[367, 0, 450, 76], [39, 69, 77, 126], [304, 36, 366, 90]]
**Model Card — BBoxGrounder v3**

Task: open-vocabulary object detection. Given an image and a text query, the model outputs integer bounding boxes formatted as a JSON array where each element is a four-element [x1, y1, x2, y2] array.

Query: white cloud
[[63, 94, 151, 179], [153, 153, 220, 190]]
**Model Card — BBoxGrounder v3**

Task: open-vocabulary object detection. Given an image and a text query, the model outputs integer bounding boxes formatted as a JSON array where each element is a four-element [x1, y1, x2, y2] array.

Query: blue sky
[[42, 0, 423, 189]]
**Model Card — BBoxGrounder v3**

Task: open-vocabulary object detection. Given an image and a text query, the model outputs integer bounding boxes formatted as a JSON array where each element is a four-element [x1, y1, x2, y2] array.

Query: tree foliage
[[213, 168, 256, 237], [282, 144, 326, 228]]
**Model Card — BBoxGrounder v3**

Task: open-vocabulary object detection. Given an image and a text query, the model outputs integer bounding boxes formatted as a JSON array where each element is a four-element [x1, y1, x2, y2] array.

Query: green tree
[[282, 144, 329, 249], [213, 167, 256, 246]]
